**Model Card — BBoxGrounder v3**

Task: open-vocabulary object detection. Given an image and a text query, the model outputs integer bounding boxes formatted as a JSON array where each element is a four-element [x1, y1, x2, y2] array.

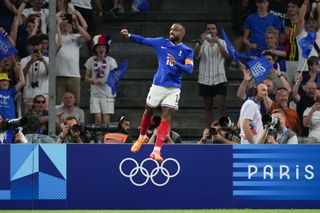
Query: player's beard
[[169, 34, 176, 42]]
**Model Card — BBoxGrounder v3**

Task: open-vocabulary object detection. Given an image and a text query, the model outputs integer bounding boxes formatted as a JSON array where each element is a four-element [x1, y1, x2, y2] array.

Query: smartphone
[[63, 14, 73, 22]]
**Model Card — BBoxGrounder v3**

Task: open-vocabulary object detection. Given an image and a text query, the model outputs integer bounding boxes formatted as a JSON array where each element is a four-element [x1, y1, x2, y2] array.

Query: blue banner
[[0, 33, 17, 59], [298, 32, 317, 59], [221, 29, 252, 64], [106, 60, 128, 96], [1, 144, 320, 209], [247, 56, 273, 83]]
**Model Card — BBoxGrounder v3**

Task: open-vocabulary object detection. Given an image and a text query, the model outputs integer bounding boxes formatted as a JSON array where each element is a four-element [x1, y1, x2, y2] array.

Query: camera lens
[[209, 127, 217, 136]]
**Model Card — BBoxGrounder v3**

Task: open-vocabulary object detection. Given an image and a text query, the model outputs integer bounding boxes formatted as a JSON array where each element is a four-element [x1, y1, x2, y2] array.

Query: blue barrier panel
[[0, 144, 320, 209]]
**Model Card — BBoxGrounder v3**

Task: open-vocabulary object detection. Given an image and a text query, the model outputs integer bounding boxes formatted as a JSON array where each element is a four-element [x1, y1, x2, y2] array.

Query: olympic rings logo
[[119, 158, 180, 187]]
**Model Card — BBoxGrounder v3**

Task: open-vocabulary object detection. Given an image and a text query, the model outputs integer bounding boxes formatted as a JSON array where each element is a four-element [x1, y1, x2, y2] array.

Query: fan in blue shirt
[[121, 23, 194, 162]]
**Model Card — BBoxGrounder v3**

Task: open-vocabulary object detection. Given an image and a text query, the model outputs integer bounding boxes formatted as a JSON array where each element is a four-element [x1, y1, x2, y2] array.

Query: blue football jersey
[[130, 35, 194, 88]]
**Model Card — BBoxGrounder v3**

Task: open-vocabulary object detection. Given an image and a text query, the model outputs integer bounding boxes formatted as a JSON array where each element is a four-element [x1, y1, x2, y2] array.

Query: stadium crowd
[[0, 0, 320, 144]]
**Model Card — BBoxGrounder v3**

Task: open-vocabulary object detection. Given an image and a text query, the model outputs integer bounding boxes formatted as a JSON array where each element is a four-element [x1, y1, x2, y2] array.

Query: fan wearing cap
[[0, 65, 26, 144], [84, 33, 117, 126], [0, 65, 25, 120]]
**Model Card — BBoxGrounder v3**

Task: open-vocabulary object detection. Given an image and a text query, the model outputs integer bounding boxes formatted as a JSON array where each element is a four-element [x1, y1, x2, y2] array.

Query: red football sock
[[155, 120, 170, 149], [139, 114, 153, 135]]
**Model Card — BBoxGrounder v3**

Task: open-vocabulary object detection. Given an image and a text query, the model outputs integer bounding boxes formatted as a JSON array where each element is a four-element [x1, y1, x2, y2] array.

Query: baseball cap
[[0, 73, 10, 81]]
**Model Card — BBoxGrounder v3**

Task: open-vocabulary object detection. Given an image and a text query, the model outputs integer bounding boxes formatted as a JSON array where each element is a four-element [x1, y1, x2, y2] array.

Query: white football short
[[90, 96, 114, 114], [146, 84, 180, 110]]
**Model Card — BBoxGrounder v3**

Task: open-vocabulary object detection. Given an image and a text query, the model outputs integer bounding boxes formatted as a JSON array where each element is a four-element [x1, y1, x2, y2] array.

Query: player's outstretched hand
[[120, 29, 130, 38]]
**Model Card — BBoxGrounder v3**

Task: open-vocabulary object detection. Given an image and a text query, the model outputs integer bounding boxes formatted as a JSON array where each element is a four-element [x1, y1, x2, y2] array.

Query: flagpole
[[300, 59, 308, 73]]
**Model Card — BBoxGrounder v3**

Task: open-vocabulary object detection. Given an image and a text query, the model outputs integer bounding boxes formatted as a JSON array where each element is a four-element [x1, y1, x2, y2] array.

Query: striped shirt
[[198, 39, 227, 85]]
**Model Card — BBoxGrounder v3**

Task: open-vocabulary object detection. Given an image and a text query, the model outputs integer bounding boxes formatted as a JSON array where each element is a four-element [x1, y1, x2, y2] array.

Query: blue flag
[[136, 0, 150, 12], [106, 60, 128, 96], [247, 56, 273, 84], [0, 32, 17, 59], [221, 29, 252, 64], [298, 32, 317, 59]]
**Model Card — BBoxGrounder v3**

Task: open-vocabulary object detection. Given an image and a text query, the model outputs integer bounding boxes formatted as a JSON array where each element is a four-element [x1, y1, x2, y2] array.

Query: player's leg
[[131, 85, 164, 153], [131, 106, 154, 153], [150, 87, 180, 162], [150, 107, 173, 162]]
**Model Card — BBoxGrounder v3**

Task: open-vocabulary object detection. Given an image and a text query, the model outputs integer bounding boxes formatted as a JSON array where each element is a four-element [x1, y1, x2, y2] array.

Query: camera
[[70, 124, 81, 133], [262, 114, 279, 127], [209, 127, 218, 136], [219, 116, 236, 130], [31, 81, 39, 88], [0, 117, 28, 132], [205, 33, 215, 40]]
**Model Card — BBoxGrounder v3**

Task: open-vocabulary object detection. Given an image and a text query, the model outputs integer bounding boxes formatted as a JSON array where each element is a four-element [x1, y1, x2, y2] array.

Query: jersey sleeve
[[130, 34, 162, 47], [175, 48, 194, 74]]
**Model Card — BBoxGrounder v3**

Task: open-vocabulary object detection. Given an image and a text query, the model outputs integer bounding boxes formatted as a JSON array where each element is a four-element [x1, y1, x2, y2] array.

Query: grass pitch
[[0, 210, 319, 213]]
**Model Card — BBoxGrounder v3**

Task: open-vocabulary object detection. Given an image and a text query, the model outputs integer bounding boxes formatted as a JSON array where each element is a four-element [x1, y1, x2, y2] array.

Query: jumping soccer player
[[120, 23, 194, 162]]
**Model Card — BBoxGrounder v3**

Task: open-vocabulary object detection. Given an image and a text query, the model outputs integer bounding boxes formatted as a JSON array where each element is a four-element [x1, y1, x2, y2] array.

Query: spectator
[[263, 50, 291, 93], [55, 11, 91, 104], [23, 94, 48, 134], [0, 0, 19, 33], [263, 26, 287, 72], [270, 87, 300, 133], [268, 0, 289, 27], [70, 0, 96, 33], [0, 65, 25, 120], [22, 0, 49, 34], [295, 0, 320, 73], [194, 21, 229, 128], [84, 34, 117, 126], [303, 92, 320, 140], [0, 55, 18, 88], [243, 0, 283, 56], [284, 0, 301, 86], [55, 90, 85, 132], [197, 120, 239, 144], [258, 108, 298, 144], [21, 34, 49, 113], [239, 82, 268, 144], [292, 79, 316, 136], [104, 115, 133, 143], [38, 33, 49, 56], [56, 116, 84, 143], [0, 66, 25, 144], [11, 13, 42, 58]]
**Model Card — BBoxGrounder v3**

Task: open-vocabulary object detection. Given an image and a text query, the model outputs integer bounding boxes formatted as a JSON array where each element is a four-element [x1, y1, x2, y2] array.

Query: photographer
[[56, 116, 84, 143], [258, 109, 298, 144], [147, 116, 182, 144], [197, 120, 239, 144], [104, 116, 133, 144]]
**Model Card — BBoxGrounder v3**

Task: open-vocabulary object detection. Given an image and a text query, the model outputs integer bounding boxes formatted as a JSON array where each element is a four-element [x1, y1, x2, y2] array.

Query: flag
[[221, 28, 251, 64], [106, 60, 128, 96], [247, 56, 273, 84], [135, 0, 150, 12], [298, 32, 317, 59], [0, 32, 17, 59]]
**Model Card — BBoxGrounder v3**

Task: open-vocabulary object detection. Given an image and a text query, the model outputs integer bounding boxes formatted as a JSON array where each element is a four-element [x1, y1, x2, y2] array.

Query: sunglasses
[[36, 100, 45, 104]]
